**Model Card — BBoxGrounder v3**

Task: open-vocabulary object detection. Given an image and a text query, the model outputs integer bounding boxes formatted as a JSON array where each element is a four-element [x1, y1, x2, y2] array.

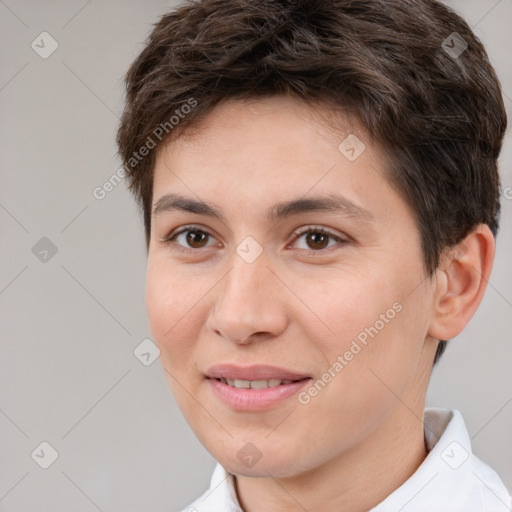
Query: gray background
[[0, 0, 510, 510]]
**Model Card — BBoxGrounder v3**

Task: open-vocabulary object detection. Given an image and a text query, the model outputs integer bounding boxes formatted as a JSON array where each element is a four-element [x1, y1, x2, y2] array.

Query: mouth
[[204, 364, 312, 410], [210, 376, 310, 389]]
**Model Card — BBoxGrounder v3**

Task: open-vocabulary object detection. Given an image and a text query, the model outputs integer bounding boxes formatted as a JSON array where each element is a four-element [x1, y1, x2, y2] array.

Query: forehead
[[154, 96, 368, 182], [151, 95, 408, 228], [162, 95, 361, 154]]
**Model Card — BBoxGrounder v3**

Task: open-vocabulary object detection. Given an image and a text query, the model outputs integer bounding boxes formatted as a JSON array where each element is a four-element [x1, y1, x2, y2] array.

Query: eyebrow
[[152, 193, 374, 223]]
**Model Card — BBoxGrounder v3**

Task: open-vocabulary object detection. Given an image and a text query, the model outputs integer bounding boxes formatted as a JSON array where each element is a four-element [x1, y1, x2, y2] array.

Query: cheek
[[145, 266, 208, 421], [145, 263, 204, 364], [305, 264, 428, 385], [302, 271, 399, 351], [293, 276, 427, 448]]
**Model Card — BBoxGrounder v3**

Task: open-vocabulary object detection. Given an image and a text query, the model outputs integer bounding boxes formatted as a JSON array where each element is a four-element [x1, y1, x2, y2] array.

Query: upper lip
[[205, 364, 311, 381]]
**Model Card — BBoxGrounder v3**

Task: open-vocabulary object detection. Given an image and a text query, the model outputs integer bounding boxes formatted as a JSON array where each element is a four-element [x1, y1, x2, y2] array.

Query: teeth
[[234, 379, 251, 388], [250, 379, 270, 389], [221, 378, 296, 389]]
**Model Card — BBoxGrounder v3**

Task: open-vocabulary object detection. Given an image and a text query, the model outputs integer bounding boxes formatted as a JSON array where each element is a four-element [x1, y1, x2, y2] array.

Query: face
[[146, 95, 438, 478]]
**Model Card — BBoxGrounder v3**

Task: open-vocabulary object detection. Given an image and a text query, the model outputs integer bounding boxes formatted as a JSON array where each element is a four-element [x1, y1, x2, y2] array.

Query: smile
[[218, 378, 296, 389]]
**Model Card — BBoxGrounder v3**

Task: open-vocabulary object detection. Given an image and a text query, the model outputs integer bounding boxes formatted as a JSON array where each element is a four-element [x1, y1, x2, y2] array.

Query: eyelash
[[162, 224, 349, 255]]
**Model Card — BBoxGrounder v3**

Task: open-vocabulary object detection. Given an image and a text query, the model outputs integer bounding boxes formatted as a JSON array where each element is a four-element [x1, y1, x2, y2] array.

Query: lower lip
[[206, 377, 311, 411]]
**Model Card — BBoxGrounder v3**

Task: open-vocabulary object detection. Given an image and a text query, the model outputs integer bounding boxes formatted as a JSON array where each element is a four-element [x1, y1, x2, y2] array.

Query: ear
[[428, 224, 496, 341]]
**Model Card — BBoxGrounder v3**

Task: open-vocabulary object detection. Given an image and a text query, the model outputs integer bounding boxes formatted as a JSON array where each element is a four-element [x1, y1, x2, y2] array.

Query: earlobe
[[428, 224, 495, 341]]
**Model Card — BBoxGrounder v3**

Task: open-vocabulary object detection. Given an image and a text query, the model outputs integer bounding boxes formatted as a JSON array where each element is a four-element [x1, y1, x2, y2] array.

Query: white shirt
[[181, 408, 511, 511]]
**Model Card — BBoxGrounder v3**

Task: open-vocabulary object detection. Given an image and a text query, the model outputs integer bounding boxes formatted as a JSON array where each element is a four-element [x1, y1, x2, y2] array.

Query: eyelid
[[164, 224, 212, 240], [162, 224, 219, 247], [290, 224, 349, 242]]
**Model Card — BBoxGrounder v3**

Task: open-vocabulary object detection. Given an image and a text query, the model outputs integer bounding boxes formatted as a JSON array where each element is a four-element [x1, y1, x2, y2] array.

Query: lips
[[205, 363, 311, 382], [204, 364, 312, 410]]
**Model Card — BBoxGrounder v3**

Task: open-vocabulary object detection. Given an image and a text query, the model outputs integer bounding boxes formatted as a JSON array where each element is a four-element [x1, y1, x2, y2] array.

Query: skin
[[145, 95, 495, 512]]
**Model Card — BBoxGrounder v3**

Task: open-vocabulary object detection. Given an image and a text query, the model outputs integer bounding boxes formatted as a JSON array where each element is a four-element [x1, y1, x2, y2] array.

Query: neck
[[234, 403, 428, 512]]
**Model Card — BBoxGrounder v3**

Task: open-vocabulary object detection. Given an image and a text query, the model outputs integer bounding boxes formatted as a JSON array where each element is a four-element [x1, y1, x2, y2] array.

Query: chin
[[210, 442, 313, 479]]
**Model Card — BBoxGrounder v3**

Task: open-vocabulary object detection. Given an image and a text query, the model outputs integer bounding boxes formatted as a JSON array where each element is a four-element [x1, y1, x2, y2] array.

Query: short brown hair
[[116, 0, 507, 364]]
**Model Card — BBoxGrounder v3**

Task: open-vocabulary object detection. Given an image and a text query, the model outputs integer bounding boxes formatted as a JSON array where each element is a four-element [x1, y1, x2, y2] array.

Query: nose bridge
[[220, 249, 272, 318], [207, 247, 286, 343], [223, 232, 272, 303]]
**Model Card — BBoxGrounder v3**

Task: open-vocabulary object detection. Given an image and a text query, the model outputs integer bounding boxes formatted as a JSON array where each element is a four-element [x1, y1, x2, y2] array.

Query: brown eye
[[186, 230, 209, 248], [305, 231, 330, 250], [292, 227, 347, 252], [164, 226, 216, 252]]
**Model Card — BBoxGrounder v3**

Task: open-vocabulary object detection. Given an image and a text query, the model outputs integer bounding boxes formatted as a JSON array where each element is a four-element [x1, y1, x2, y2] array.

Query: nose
[[206, 252, 288, 345]]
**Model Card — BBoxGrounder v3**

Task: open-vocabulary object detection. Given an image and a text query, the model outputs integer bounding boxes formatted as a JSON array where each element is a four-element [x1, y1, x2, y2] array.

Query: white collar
[[183, 408, 511, 512]]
